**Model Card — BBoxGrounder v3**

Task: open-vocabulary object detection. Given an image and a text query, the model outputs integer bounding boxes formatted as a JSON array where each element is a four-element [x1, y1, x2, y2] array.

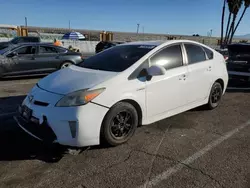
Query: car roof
[[4, 43, 67, 53], [120, 40, 209, 47], [121, 40, 165, 46], [15, 36, 40, 38], [17, 42, 53, 46]]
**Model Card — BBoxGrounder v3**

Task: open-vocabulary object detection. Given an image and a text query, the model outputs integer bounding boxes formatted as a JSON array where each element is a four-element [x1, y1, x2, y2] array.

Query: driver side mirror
[[147, 65, 166, 76], [7, 51, 18, 58]]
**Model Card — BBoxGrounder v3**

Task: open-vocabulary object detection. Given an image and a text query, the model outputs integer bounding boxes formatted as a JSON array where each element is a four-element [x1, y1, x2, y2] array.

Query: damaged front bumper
[[14, 106, 57, 143]]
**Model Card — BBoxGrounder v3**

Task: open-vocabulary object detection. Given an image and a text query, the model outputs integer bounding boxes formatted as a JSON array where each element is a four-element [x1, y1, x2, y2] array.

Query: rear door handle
[[207, 66, 212, 71], [179, 74, 187, 81]]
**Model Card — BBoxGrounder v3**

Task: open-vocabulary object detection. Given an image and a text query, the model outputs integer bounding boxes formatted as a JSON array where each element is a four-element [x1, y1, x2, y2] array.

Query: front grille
[[34, 100, 49, 106], [16, 115, 57, 143]]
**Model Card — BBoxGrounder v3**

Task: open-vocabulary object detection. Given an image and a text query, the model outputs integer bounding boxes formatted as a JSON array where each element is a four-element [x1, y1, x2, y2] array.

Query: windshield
[[0, 44, 19, 55], [78, 45, 156, 72], [10, 37, 20, 44]]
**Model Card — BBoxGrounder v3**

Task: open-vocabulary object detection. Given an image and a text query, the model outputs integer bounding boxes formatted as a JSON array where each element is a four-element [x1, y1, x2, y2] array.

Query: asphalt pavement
[[0, 76, 250, 188]]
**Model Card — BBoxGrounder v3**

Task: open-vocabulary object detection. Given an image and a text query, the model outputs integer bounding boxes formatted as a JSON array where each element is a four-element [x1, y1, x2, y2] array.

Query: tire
[[0, 67, 4, 78], [101, 102, 138, 146], [60, 62, 73, 69], [206, 82, 223, 110]]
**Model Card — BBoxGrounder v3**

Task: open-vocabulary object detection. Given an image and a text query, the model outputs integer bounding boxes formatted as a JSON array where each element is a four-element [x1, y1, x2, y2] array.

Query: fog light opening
[[69, 121, 77, 138]]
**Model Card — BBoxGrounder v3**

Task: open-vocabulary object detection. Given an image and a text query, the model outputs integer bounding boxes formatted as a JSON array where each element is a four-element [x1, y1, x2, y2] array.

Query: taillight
[[224, 56, 228, 61]]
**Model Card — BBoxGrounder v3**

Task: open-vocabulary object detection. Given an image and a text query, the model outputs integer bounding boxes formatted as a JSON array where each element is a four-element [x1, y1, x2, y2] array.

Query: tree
[[228, 0, 243, 44], [221, 0, 249, 47], [220, 0, 227, 48], [230, 0, 250, 40], [223, 0, 235, 45]]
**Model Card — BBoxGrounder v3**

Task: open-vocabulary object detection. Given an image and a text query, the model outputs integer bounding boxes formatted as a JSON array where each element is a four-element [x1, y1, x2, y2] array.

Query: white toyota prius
[[15, 40, 228, 147]]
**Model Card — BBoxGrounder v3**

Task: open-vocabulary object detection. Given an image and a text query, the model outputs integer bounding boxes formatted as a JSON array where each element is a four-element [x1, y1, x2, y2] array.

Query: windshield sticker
[[138, 45, 156, 49]]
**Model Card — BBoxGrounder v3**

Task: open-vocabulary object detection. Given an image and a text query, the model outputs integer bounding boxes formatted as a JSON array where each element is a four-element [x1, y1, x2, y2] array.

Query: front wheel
[[60, 62, 72, 69], [101, 102, 138, 146], [206, 82, 223, 110]]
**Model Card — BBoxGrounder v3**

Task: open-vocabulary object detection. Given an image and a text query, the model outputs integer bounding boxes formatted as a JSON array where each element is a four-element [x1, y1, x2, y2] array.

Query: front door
[[146, 44, 189, 118], [7, 45, 37, 75]]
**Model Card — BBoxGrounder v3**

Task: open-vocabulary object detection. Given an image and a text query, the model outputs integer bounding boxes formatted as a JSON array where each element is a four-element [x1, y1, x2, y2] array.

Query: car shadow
[[0, 95, 67, 163], [0, 95, 26, 115], [0, 119, 66, 163], [0, 74, 45, 81], [190, 86, 250, 112], [226, 88, 250, 93]]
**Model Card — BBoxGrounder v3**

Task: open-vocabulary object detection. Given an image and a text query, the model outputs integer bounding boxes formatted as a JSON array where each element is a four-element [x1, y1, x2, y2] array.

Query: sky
[[0, 0, 250, 37]]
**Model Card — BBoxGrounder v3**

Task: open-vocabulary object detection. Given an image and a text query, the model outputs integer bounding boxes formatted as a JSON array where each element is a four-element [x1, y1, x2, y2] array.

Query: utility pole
[[69, 20, 71, 30], [142, 26, 144, 40], [25, 17, 27, 27], [210, 29, 213, 46], [136, 23, 140, 34]]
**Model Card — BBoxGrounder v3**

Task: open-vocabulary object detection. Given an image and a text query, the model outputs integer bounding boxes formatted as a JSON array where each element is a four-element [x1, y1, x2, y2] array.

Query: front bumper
[[17, 85, 109, 147], [14, 115, 57, 143]]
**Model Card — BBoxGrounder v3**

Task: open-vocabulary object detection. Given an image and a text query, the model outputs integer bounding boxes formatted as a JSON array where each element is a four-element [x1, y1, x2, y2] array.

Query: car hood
[[37, 65, 119, 95]]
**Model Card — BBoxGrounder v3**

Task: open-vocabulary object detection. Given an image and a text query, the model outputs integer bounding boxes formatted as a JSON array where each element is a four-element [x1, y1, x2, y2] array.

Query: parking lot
[[0, 77, 250, 188]]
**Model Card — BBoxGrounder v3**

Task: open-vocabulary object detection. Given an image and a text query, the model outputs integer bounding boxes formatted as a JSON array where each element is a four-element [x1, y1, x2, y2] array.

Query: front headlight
[[55, 88, 105, 107]]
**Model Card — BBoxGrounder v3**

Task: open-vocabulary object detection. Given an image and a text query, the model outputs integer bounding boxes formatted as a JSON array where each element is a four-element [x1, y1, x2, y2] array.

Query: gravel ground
[[0, 76, 250, 188]]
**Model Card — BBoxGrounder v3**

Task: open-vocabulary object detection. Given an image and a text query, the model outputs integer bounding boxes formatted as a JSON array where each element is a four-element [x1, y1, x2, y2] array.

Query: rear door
[[35, 45, 62, 72], [227, 45, 250, 75], [8, 45, 38, 74], [184, 43, 213, 104]]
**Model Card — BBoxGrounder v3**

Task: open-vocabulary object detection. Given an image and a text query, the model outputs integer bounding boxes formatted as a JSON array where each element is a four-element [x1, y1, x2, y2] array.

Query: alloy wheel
[[110, 110, 134, 140], [61, 62, 72, 69], [211, 85, 222, 104]]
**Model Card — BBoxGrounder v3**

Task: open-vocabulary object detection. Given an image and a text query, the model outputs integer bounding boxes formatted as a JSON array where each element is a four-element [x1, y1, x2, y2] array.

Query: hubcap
[[211, 86, 221, 104], [61, 63, 71, 69], [111, 111, 133, 139]]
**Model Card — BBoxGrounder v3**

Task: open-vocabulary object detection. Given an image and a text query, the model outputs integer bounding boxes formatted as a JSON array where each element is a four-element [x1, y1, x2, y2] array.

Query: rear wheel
[[206, 82, 223, 110], [0, 67, 4, 78], [101, 102, 138, 146], [60, 62, 72, 69]]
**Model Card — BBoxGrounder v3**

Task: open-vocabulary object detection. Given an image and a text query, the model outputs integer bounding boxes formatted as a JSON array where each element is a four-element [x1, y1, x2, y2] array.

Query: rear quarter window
[[185, 44, 206, 64], [203, 47, 213, 59], [56, 47, 67, 53]]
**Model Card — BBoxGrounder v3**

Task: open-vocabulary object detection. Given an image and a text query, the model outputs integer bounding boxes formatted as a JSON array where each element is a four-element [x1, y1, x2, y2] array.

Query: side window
[[39, 46, 57, 54], [203, 47, 213, 59], [56, 47, 67, 53], [150, 45, 183, 70], [185, 44, 206, 64], [15, 46, 36, 55]]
